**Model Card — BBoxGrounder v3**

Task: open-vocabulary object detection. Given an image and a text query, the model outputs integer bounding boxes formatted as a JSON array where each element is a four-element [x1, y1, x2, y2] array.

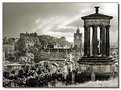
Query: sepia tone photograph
[[3, 2, 119, 88]]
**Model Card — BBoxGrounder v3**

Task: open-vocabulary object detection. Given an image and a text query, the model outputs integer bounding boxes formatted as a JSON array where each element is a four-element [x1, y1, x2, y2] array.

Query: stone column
[[87, 26, 90, 56], [91, 67, 95, 81], [106, 25, 110, 56], [84, 26, 87, 56], [100, 26, 102, 55], [92, 25, 98, 56], [84, 26, 90, 57], [100, 26, 106, 56]]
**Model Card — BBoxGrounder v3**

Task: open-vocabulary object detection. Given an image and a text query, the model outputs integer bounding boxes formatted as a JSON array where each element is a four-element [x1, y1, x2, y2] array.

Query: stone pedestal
[[78, 56, 115, 80], [91, 72, 95, 81], [72, 71, 75, 84]]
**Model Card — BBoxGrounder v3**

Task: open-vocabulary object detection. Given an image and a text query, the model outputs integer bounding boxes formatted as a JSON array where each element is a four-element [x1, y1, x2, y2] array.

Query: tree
[[17, 38, 26, 51], [3, 71, 10, 79], [7, 53, 16, 62], [17, 69, 24, 78]]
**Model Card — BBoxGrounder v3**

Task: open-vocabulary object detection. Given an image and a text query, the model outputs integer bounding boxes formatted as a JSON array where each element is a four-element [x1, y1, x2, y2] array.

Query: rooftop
[[81, 6, 113, 20]]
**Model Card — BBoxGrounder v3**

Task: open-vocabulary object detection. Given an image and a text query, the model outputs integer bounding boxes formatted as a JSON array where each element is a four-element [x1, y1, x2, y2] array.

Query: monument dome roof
[[81, 7, 113, 20]]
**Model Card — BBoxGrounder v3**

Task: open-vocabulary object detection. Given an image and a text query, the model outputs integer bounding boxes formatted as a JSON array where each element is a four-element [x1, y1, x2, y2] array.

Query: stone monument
[[78, 7, 115, 80]]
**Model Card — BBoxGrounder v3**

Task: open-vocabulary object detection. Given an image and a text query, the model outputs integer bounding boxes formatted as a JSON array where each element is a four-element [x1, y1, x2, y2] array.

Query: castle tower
[[74, 28, 82, 52]]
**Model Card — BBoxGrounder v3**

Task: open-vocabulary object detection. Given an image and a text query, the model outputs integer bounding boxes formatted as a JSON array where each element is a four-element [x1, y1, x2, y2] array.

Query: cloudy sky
[[3, 3, 118, 43]]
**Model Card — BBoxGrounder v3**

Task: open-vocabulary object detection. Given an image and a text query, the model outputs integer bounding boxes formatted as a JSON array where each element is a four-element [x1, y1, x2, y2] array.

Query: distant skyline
[[3, 3, 118, 43]]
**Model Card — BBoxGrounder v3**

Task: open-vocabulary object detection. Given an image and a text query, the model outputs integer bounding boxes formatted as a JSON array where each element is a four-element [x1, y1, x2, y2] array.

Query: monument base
[[78, 56, 116, 81]]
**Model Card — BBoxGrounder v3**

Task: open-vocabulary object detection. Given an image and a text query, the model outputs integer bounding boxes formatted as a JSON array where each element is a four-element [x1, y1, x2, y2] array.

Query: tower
[[78, 7, 115, 80], [74, 28, 82, 52]]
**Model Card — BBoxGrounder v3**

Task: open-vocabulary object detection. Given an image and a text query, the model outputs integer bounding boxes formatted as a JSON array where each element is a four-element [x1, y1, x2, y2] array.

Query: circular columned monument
[[78, 7, 115, 80]]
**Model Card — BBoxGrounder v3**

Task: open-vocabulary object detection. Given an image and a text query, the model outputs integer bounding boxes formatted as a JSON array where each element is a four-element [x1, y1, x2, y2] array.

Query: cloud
[[58, 26, 77, 29], [30, 13, 86, 43], [59, 14, 80, 26], [35, 18, 42, 24], [31, 16, 66, 33], [56, 26, 77, 33], [31, 13, 83, 34], [4, 3, 118, 43], [110, 30, 118, 43], [45, 27, 84, 43]]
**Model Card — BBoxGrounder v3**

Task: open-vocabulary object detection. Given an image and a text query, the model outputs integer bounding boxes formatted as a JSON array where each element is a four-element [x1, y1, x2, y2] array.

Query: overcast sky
[[3, 3, 118, 43]]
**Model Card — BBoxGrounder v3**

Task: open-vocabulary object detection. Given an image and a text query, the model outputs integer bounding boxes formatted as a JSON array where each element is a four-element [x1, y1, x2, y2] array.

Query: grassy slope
[[62, 77, 118, 87]]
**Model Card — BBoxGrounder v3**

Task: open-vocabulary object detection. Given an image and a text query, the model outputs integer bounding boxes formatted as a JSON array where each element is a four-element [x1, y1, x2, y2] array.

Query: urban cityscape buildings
[[3, 3, 118, 88]]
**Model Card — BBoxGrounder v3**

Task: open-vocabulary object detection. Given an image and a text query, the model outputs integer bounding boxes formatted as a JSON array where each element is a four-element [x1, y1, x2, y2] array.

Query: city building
[[17, 32, 40, 49], [3, 37, 19, 54], [74, 28, 82, 52], [3, 44, 15, 54]]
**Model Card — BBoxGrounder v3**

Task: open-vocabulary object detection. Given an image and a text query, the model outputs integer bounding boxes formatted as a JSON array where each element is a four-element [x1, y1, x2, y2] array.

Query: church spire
[[77, 27, 80, 33]]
